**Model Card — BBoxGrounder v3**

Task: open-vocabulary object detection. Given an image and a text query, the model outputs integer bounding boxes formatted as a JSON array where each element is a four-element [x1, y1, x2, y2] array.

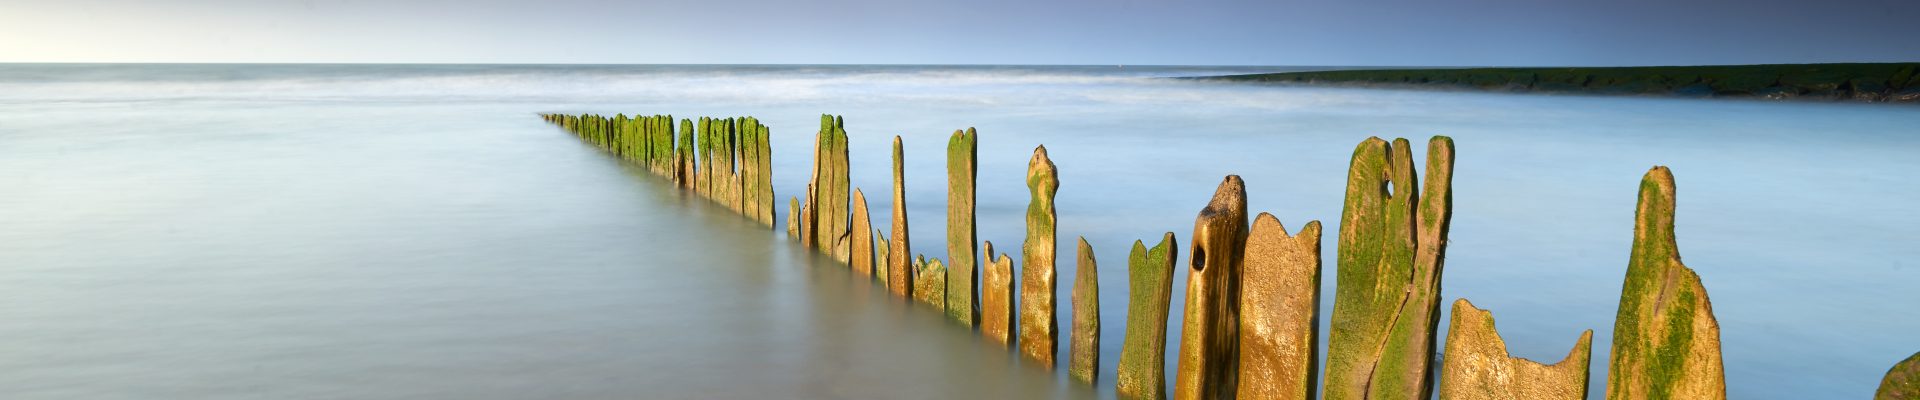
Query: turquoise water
[[0, 64, 1915, 398]]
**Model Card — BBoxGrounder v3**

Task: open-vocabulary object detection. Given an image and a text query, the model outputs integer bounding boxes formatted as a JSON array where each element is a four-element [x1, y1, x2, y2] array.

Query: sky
[[2, 0, 1917, 66]]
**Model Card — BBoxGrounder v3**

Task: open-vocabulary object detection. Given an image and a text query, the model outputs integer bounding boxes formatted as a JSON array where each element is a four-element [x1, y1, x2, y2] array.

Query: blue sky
[[3, 0, 1916, 66]]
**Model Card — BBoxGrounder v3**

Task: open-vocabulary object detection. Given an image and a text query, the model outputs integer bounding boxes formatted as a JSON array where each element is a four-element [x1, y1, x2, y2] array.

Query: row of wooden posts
[[540, 112, 1859, 399]]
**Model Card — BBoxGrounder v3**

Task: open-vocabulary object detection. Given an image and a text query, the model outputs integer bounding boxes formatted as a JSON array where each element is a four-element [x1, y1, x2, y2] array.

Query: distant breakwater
[[1200, 63, 1920, 104], [538, 113, 1919, 399]]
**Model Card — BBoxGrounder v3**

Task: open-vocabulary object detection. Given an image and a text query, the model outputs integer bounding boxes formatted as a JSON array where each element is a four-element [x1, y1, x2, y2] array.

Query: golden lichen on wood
[[1440, 299, 1592, 400], [889, 136, 913, 298], [1175, 175, 1248, 400], [1069, 237, 1100, 384], [1238, 213, 1322, 400], [982, 241, 1016, 347], [1021, 145, 1059, 366], [851, 189, 875, 277]]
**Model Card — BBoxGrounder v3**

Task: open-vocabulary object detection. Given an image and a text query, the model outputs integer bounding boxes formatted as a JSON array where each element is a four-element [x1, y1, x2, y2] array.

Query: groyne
[[540, 112, 1912, 399]]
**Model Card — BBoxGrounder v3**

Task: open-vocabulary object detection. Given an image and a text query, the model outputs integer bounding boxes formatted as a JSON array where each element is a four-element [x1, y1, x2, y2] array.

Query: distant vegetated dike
[[1201, 63, 1920, 103]]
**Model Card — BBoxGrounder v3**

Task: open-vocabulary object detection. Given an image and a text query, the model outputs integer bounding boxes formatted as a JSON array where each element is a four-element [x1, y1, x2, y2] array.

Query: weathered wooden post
[[1021, 145, 1059, 366], [1325, 136, 1453, 400], [1117, 233, 1178, 400], [1175, 175, 1249, 400], [729, 118, 752, 219], [678, 119, 695, 188], [947, 128, 979, 326], [914, 256, 947, 308], [697, 117, 713, 199], [811, 115, 851, 262], [876, 231, 892, 288], [787, 197, 801, 240], [981, 241, 1016, 347], [1879, 352, 1920, 400], [1069, 237, 1100, 384], [889, 136, 913, 298], [1605, 167, 1726, 400], [755, 122, 775, 227], [1439, 299, 1592, 400], [800, 183, 818, 247], [1237, 213, 1323, 399], [851, 189, 875, 277]]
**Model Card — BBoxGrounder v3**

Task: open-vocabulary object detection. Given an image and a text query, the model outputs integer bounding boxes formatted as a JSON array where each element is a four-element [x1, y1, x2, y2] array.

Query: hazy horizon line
[[2, 61, 1914, 69]]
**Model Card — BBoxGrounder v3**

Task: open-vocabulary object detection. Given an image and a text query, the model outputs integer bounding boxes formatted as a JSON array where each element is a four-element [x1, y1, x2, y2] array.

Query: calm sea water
[[0, 64, 1915, 399]]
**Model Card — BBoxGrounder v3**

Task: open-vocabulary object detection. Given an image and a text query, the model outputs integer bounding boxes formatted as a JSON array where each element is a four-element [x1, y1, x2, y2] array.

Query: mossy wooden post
[[981, 241, 1016, 347], [889, 136, 913, 298], [739, 118, 759, 218], [1605, 167, 1726, 400], [850, 189, 875, 277], [1439, 299, 1592, 400], [678, 119, 695, 189], [1175, 175, 1249, 400], [755, 122, 775, 227], [1878, 352, 1920, 400], [876, 231, 892, 288], [1069, 237, 1099, 384], [1325, 136, 1454, 400], [1238, 213, 1323, 400], [914, 256, 947, 308], [787, 197, 801, 240], [697, 117, 713, 199], [1021, 145, 1059, 366], [812, 115, 851, 262], [612, 114, 628, 158], [800, 183, 818, 247], [724, 118, 743, 214], [947, 128, 979, 326], [1117, 233, 1178, 400]]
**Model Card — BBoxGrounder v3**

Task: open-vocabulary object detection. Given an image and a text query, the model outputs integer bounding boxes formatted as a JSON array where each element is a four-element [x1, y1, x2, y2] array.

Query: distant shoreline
[[1196, 63, 1920, 103]]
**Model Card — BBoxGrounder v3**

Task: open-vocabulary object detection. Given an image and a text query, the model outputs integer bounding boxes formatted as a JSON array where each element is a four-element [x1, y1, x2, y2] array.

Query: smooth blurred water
[[0, 64, 1915, 399]]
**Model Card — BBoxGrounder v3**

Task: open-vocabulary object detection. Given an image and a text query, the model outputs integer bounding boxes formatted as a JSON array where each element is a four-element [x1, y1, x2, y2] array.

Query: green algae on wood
[[875, 231, 891, 288], [851, 188, 875, 277], [947, 128, 980, 326], [981, 241, 1016, 347], [811, 115, 851, 262], [1117, 233, 1178, 400], [1175, 175, 1249, 400], [678, 119, 696, 189], [889, 136, 913, 299], [696, 117, 713, 199], [1325, 136, 1454, 400], [1606, 167, 1726, 400], [1878, 352, 1920, 400], [738, 118, 760, 219], [753, 122, 775, 227], [1021, 144, 1059, 366], [1238, 213, 1323, 400], [1440, 299, 1592, 400], [787, 197, 801, 240], [1069, 237, 1100, 385]]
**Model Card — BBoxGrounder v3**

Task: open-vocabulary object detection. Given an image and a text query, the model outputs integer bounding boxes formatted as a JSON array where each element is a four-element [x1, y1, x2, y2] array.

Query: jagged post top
[[1451, 298, 1594, 366], [1127, 232, 1180, 276], [1252, 212, 1322, 240], [1192, 175, 1248, 273]]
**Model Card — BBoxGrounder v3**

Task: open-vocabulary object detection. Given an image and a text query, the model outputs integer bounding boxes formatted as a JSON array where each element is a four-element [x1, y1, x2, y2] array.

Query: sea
[[0, 64, 1915, 399]]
